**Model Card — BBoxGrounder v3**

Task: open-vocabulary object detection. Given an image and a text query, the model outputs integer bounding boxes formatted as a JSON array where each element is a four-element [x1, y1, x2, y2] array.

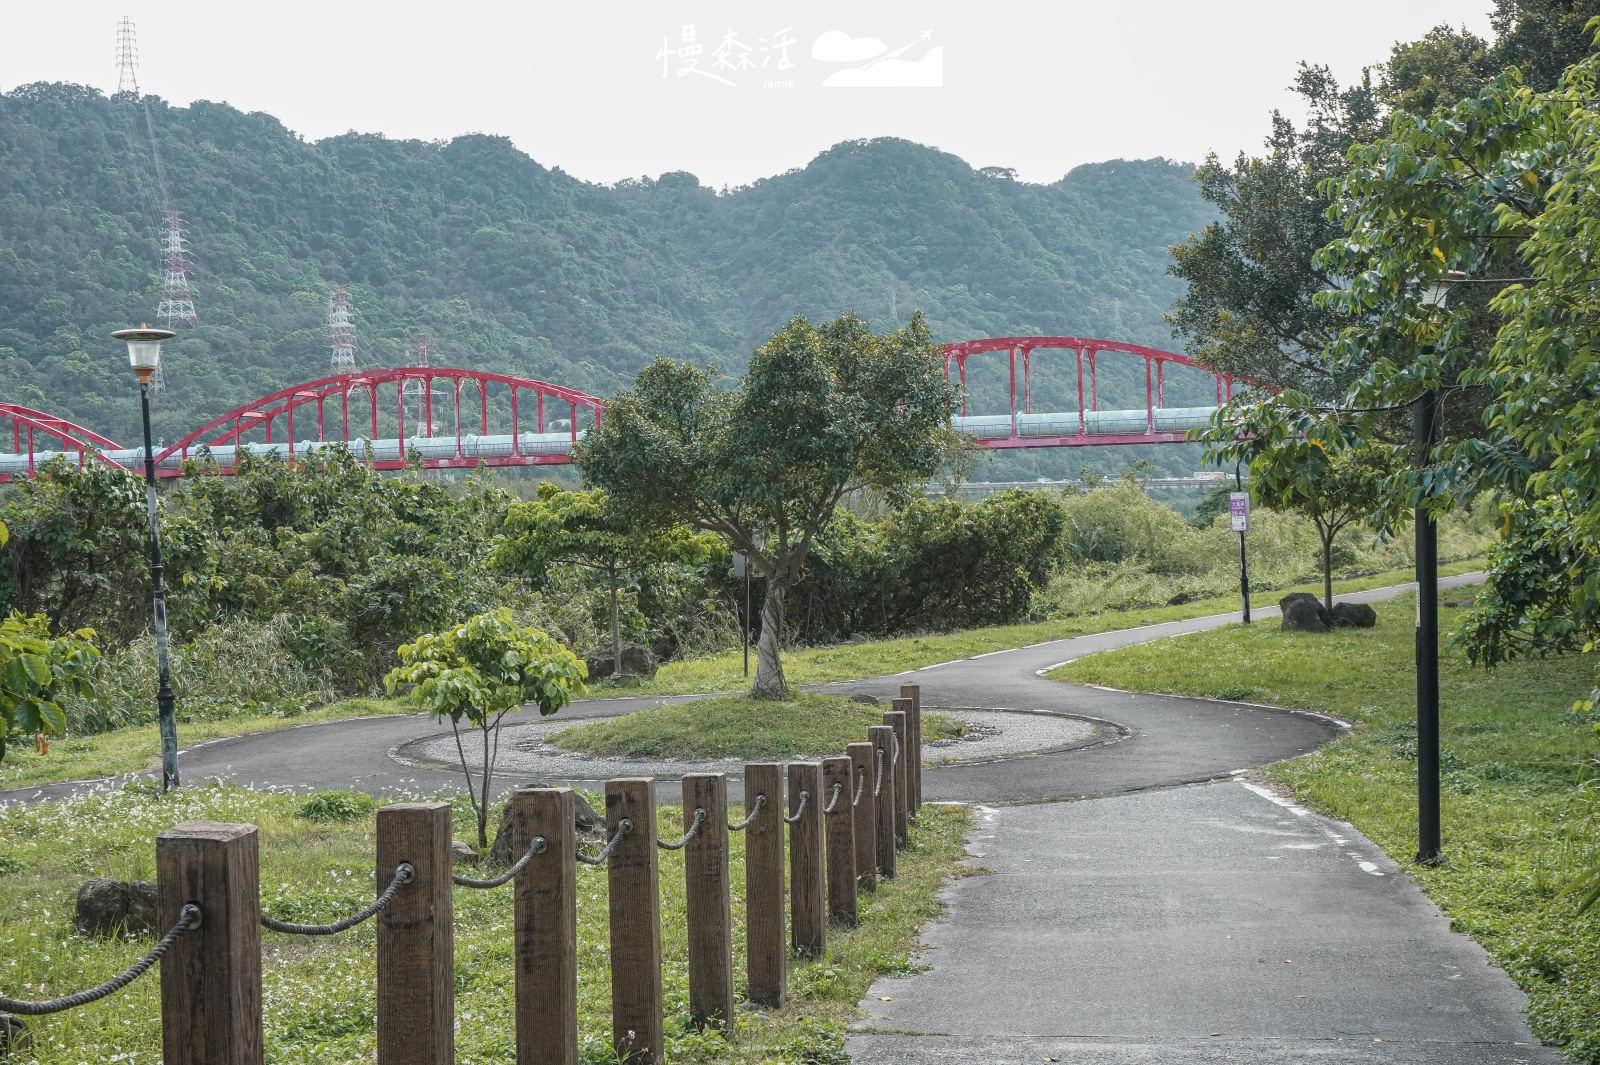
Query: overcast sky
[[4, 1, 1494, 189]]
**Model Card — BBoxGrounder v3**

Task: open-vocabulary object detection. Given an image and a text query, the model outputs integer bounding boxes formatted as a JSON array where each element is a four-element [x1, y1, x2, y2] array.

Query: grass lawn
[[1049, 597, 1600, 1061], [548, 693, 965, 761], [0, 697, 414, 794], [3, 560, 1479, 794], [0, 783, 972, 1065]]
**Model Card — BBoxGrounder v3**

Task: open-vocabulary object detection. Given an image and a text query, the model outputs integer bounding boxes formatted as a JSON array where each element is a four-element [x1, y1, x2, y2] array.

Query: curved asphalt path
[[2, 574, 1480, 807]]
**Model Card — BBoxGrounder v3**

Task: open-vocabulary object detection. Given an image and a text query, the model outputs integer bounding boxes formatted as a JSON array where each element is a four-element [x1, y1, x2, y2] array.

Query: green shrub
[[295, 790, 377, 823]]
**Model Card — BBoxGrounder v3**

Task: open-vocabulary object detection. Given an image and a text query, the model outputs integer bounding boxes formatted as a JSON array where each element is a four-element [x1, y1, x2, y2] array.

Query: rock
[[1166, 592, 1194, 606], [1028, 611, 1049, 623], [1330, 602, 1378, 628], [487, 787, 606, 865], [849, 694, 880, 706], [0, 1012, 29, 1051], [451, 841, 479, 865], [1279, 592, 1330, 633], [75, 877, 158, 938], [584, 642, 659, 680]]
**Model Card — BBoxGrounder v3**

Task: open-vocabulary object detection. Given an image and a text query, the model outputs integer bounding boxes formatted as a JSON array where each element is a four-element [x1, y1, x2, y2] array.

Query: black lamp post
[[112, 325, 180, 791], [1414, 272, 1461, 862]]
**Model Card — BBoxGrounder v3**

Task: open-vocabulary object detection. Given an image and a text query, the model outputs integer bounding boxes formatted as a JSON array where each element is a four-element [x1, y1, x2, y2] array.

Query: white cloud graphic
[[811, 31, 887, 63], [822, 47, 944, 88]]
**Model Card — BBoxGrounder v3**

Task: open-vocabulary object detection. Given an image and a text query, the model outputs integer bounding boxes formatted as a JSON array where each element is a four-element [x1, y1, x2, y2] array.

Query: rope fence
[[0, 683, 929, 1065]]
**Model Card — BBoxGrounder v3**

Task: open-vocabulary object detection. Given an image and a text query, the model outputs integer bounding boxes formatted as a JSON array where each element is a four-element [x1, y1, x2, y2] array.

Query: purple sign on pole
[[1229, 492, 1250, 533]]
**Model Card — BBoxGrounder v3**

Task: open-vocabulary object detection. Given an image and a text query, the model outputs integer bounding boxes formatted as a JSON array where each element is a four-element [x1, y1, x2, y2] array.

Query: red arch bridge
[[0, 338, 1247, 482]]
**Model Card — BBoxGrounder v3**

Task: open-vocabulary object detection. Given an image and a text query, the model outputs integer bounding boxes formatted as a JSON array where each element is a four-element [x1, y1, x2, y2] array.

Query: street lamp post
[[1414, 272, 1462, 862], [112, 325, 180, 791]]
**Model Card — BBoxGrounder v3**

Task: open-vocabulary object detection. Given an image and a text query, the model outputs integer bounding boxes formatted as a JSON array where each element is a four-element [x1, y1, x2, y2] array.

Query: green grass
[[0, 784, 971, 1065], [596, 560, 1484, 697], [1049, 597, 1600, 1061], [549, 693, 965, 761], [0, 698, 414, 793], [4, 559, 1479, 793]]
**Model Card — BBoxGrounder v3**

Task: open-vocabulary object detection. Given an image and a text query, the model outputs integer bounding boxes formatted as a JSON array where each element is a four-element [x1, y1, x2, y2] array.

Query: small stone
[[75, 878, 136, 937], [451, 841, 479, 865], [1330, 602, 1378, 629], [849, 694, 880, 706]]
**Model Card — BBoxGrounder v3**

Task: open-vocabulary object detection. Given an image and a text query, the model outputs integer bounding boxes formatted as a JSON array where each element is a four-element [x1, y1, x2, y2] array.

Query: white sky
[[4, 1, 1495, 189]]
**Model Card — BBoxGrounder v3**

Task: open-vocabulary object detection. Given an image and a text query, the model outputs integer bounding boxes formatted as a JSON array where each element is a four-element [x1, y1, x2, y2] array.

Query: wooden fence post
[[787, 760, 825, 957], [513, 788, 577, 1065], [743, 763, 785, 1008], [606, 778, 663, 1065], [869, 725, 897, 879], [377, 802, 454, 1065], [883, 709, 909, 848], [846, 742, 876, 892], [822, 755, 857, 926], [682, 773, 733, 1033], [900, 683, 923, 813], [156, 821, 263, 1065]]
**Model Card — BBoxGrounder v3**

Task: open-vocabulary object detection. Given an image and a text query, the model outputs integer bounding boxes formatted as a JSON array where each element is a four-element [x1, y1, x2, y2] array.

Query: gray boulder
[[584, 642, 659, 680], [488, 787, 605, 865], [75, 877, 159, 937], [1331, 602, 1378, 628], [451, 841, 479, 865], [1279, 592, 1330, 633]]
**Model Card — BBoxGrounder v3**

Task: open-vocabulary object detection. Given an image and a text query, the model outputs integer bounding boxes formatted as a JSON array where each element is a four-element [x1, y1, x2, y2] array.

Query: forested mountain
[[0, 82, 1215, 455]]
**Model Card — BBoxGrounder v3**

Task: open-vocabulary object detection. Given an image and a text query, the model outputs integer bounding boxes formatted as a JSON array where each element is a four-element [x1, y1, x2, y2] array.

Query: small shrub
[[295, 790, 377, 823], [0, 853, 24, 876], [767, 1019, 850, 1065]]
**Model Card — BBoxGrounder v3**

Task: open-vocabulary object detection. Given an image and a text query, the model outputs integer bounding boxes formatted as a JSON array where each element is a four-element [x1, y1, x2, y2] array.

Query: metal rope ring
[[875, 747, 885, 797], [657, 808, 707, 851], [852, 766, 867, 807], [727, 793, 766, 831], [453, 836, 547, 889], [0, 903, 200, 1015], [262, 862, 414, 936], [822, 782, 843, 815], [576, 818, 632, 865], [783, 790, 810, 825]]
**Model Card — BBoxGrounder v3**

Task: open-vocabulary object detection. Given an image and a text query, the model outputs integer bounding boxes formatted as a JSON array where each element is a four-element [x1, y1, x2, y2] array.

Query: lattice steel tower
[[157, 211, 199, 328], [328, 286, 357, 372], [401, 337, 439, 435], [115, 17, 139, 96]]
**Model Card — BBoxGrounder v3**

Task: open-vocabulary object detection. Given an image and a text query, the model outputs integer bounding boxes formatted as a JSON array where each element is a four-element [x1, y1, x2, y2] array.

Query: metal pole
[[140, 384, 179, 790], [743, 566, 750, 678], [1235, 461, 1250, 624], [1414, 388, 1441, 863]]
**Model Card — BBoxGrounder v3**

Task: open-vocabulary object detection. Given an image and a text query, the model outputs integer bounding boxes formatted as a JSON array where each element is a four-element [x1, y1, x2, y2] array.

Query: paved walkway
[[0, 574, 1556, 1061]]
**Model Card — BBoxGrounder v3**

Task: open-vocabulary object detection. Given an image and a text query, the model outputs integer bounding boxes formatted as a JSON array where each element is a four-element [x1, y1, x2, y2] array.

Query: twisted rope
[[576, 819, 631, 865], [783, 790, 810, 825], [852, 766, 867, 807], [657, 808, 707, 851], [0, 904, 200, 1015], [453, 837, 547, 889], [728, 794, 766, 831], [262, 863, 413, 935], [891, 731, 900, 765], [874, 747, 885, 797], [822, 782, 844, 815]]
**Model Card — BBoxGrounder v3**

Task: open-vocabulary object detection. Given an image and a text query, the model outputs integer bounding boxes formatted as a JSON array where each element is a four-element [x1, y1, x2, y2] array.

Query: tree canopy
[[578, 311, 959, 696]]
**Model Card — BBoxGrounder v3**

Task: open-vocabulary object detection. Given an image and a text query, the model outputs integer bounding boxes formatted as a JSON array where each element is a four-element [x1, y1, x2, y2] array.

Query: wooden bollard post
[[900, 683, 923, 812], [743, 763, 785, 1007], [868, 725, 897, 879], [513, 788, 577, 1065], [606, 778, 663, 1065], [157, 821, 263, 1065], [846, 742, 877, 892], [682, 773, 733, 1032], [787, 760, 825, 956], [883, 709, 909, 849], [822, 755, 857, 925], [377, 802, 454, 1065]]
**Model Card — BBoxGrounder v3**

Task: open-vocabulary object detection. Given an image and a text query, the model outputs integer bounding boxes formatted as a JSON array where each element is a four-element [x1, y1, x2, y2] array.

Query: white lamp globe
[[112, 326, 176, 381]]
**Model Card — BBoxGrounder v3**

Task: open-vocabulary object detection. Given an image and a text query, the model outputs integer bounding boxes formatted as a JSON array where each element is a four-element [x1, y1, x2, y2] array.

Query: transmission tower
[[115, 17, 139, 96], [402, 337, 442, 435], [328, 286, 357, 373], [157, 212, 199, 328]]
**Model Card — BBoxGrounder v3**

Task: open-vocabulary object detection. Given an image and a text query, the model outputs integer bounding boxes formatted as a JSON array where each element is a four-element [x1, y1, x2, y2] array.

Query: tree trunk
[[1321, 528, 1335, 614], [609, 567, 622, 678], [753, 579, 788, 699], [478, 719, 492, 849]]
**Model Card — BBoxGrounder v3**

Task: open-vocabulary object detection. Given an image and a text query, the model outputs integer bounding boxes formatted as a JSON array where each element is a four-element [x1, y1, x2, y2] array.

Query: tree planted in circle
[[384, 609, 587, 848], [578, 311, 961, 698], [493, 483, 716, 679]]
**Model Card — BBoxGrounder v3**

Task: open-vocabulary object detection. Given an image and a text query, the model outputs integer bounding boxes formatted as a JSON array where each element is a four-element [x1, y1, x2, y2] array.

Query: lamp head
[[1422, 269, 1469, 308], [112, 325, 176, 384]]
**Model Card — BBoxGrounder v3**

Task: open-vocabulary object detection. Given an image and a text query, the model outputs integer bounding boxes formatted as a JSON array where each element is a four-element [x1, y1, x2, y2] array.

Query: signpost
[[1230, 473, 1251, 624], [733, 552, 751, 677]]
